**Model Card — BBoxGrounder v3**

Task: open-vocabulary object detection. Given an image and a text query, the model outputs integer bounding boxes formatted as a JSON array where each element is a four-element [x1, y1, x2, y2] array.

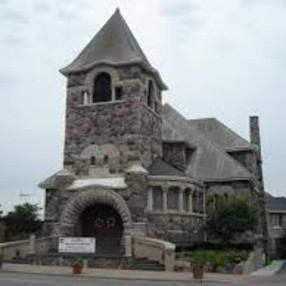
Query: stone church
[[40, 9, 263, 254]]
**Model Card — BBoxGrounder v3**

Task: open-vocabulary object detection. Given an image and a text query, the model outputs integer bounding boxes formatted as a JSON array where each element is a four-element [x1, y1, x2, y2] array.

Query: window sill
[[270, 226, 283, 229], [78, 100, 126, 107], [147, 211, 205, 218], [142, 104, 161, 119]]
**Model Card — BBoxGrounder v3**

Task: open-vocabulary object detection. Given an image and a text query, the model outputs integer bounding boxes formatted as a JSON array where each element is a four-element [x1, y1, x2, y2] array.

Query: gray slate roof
[[189, 118, 253, 152], [266, 196, 286, 212], [60, 9, 167, 90], [148, 157, 186, 177], [162, 104, 254, 182]]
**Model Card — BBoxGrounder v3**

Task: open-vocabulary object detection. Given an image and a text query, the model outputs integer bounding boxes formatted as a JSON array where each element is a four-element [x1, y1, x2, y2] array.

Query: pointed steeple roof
[[60, 8, 167, 90]]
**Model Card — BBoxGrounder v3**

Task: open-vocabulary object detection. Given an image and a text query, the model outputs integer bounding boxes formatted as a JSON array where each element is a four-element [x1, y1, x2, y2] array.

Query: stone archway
[[55, 189, 132, 238]]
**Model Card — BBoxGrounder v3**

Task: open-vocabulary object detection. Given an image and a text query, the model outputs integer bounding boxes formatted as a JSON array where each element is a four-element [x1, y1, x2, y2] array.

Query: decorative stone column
[[162, 187, 168, 212], [178, 188, 184, 212], [189, 189, 193, 213], [147, 188, 153, 212]]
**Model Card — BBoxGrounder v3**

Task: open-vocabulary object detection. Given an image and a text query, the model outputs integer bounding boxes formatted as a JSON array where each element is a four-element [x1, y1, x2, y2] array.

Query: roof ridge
[[188, 115, 253, 151]]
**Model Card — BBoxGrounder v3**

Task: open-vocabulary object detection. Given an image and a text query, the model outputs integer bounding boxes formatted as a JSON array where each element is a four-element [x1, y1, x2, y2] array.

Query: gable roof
[[189, 118, 254, 152], [266, 196, 286, 212], [162, 104, 254, 182], [60, 9, 167, 90], [148, 157, 186, 177]]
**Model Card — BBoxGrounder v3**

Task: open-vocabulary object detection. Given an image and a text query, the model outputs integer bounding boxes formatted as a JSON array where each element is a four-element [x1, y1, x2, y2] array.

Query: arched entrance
[[80, 203, 123, 254], [55, 188, 132, 255]]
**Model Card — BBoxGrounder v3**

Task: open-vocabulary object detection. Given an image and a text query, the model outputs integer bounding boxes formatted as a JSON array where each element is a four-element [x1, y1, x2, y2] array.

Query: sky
[[0, 0, 285, 214]]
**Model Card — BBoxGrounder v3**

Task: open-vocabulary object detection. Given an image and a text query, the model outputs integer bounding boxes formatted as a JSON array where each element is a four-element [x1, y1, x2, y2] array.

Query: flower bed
[[189, 249, 249, 273]]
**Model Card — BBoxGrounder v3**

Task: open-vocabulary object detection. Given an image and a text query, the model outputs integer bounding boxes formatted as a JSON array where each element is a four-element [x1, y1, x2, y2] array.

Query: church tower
[[61, 9, 167, 176]]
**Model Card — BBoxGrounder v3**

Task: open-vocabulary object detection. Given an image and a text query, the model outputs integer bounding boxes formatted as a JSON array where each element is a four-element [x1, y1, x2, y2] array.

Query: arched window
[[90, 156, 96, 165], [147, 80, 154, 108], [93, 73, 112, 103], [104, 155, 109, 165]]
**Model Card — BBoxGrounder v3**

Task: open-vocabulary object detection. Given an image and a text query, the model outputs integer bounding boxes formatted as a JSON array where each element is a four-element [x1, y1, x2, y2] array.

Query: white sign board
[[59, 237, 96, 253]]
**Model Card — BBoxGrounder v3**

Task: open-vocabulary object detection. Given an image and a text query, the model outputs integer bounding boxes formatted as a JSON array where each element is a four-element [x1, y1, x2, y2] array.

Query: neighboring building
[[0, 220, 5, 242], [266, 194, 286, 257], [39, 9, 264, 254]]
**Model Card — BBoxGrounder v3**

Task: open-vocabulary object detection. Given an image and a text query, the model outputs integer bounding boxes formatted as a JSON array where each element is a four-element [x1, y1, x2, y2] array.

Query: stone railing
[[132, 236, 175, 272], [0, 238, 32, 260], [0, 236, 53, 260]]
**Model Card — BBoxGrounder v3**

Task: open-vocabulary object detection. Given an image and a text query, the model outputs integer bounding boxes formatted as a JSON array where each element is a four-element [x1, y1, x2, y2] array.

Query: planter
[[72, 265, 83, 275], [192, 264, 204, 280]]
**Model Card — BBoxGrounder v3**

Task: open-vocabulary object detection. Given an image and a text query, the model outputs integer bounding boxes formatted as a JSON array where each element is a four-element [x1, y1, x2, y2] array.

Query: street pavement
[[276, 261, 286, 275], [1, 262, 286, 285], [0, 272, 286, 286]]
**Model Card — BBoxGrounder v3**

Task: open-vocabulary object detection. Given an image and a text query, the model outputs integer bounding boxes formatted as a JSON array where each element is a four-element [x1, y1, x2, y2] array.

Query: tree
[[206, 197, 258, 244], [4, 203, 42, 239]]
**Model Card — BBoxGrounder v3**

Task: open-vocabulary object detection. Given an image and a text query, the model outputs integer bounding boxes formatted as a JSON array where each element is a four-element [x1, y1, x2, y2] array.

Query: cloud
[[0, 0, 285, 213]]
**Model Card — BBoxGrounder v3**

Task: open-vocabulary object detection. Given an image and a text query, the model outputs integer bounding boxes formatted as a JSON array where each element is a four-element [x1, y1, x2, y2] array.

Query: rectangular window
[[183, 191, 189, 212], [271, 214, 282, 228], [167, 188, 179, 211], [115, 86, 123, 100], [152, 188, 162, 212]]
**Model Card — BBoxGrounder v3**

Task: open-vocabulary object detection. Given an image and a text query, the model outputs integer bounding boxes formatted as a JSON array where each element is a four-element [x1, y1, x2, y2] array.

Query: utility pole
[[18, 192, 34, 203]]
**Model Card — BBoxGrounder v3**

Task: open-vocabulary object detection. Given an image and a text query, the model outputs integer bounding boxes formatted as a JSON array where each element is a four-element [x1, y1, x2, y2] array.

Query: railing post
[[125, 235, 132, 257], [29, 234, 36, 254]]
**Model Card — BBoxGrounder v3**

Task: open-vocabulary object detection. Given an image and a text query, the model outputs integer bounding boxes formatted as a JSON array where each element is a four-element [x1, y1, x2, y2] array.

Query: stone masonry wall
[[147, 213, 204, 242], [228, 150, 257, 175], [205, 180, 256, 213], [64, 65, 162, 173], [162, 142, 186, 171]]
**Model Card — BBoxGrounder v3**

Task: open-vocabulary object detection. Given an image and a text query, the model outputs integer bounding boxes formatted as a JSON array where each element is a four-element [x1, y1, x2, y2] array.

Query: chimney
[[250, 116, 261, 158]]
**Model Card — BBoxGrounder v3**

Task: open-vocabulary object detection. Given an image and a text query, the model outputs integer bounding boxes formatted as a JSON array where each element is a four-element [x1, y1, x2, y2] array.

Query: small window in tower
[[147, 80, 154, 108], [104, 155, 109, 165], [82, 91, 89, 105], [115, 86, 123, 100], [90, 156, 96, 165], [93, 72, 112, 103]]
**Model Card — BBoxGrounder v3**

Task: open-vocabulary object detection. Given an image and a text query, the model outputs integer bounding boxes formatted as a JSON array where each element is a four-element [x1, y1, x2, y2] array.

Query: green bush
[[189, 249, 249, 271]]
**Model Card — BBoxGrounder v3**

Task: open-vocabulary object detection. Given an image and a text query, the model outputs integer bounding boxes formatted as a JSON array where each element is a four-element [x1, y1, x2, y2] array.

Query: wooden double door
[[81, 204, 123, 254]]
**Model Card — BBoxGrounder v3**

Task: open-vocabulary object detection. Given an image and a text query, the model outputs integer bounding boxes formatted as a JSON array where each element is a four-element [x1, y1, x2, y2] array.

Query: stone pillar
[[178, 188, 184, 212], [162, 187, 168, 212], [125, 235, 132, 257], [29, 234, 36, 254], [189, 189, 193, 213]]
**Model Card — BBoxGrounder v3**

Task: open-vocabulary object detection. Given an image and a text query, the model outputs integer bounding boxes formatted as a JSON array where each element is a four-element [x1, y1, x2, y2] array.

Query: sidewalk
[[0, 263, 248, 283], [1, 263, 286, 283], [251, 260, 284, 276]]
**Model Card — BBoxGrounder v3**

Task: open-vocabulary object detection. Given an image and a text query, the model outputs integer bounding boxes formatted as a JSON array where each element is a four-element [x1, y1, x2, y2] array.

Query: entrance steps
[[12, 254, 165, 271]]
